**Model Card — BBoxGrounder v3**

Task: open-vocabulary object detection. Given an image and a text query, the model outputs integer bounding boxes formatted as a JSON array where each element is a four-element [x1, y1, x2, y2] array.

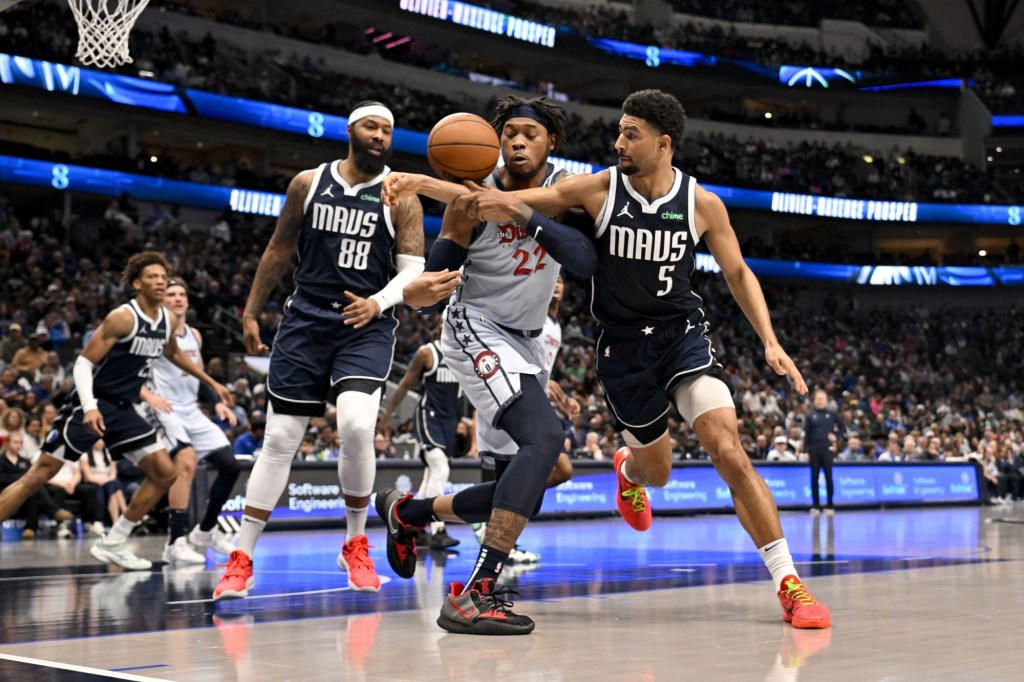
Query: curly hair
[[491, 95, 567, 152], [121, 251, 170, 287], [622, 89, 687, 148]]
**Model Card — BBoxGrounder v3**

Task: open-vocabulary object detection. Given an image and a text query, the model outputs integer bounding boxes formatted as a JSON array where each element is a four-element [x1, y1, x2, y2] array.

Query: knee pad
[[336, 389, 381, 497], [245, 407, 309, 511]]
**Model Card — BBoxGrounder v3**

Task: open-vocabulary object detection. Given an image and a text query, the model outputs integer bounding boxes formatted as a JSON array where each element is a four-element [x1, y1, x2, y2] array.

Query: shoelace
[[782, 578, 816, 605], [219, 553, 251, 578], [621, 486, 648, 512], [481, 585, 521, 613], [346, 541, 375, 569]]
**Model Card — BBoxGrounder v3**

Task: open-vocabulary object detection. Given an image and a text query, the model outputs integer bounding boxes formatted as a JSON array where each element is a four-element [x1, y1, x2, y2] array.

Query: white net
[[67, 0, 151, 69]]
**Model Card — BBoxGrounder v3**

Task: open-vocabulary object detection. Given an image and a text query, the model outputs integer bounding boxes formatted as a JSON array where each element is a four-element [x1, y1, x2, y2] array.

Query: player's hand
[[212, 382, 234, 407], [402, 270, 461, 310], [215, 401, 238, 428], [242, 315, 268, 355], [83, 408, 105, 436], [145, 393, 173, 414], [381, 172, 421, 206], [342, 291, 380, 328], [764, 343, 807, 395], [561, 397, 581, 420], [455, 182, 530, 224], [376, 414, 392, 439]]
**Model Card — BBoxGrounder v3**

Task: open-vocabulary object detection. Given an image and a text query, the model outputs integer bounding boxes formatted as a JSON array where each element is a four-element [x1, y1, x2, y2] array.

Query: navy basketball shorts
[[267, 292, 397, 416], [415, 407, 457, 457], [42, 397, 158, 462], [595, 311, 724, 443]]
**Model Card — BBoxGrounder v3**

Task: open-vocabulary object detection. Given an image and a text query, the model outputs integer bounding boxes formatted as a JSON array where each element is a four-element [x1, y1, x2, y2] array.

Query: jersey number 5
[[512, 245, 548, 276], [657, 265, 674, 296]]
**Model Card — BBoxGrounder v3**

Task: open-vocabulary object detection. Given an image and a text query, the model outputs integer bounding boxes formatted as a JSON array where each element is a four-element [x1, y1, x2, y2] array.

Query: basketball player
[[473, 274, 578, 562], [376, 96, 599, 635], [452, 89, 832, 629], [378, 325, 462, 550], [0, 252, 232, 570], [139, 277, 241, 565], [212, 101, 426, 599]]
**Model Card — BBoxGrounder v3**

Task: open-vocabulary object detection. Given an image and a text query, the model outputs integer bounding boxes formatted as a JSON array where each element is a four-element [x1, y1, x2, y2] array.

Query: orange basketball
[[426, 113, 500, 181]]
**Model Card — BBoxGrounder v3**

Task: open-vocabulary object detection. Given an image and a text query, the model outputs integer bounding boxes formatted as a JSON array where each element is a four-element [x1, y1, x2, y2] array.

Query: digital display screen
[[399, 0, 556, 47], [215, 461, 979, 526], [3, 53, 1019, 228]]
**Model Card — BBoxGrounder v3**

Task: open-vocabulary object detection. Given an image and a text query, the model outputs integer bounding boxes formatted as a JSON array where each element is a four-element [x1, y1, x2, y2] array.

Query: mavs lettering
[[608, 224, 687, 262]]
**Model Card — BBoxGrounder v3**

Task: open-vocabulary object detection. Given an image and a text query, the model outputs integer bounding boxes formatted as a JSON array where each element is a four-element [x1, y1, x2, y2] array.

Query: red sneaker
[[777, 575, 832, 629], [614, 447, 652, 531], [338, 535, 381, 592], [213, 550, 254, 600]]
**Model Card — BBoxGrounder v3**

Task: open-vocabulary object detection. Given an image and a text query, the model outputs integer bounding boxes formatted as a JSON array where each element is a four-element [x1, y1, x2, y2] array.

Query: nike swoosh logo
[[763, 541, 781, 553], [387, 500, 400, 533]]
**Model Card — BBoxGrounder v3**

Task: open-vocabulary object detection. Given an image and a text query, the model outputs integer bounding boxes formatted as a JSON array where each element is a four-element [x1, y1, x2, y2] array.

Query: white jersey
[[450, 165, 565, 332], [541, 314, 562, 376], [151, 324, 201, 407]]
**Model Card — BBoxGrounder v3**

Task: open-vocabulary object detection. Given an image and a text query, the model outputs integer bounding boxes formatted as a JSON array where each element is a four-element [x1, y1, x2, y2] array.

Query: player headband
[[506, 104, 552, 133], [348, 104, 394, 126]]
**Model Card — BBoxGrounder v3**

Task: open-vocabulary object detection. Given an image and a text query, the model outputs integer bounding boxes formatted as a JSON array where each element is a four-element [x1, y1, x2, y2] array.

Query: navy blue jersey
[[804, 408, 844, 454], [82, 300, 171, 405], [591, 167, 702, 334], [295, 161, 396, 302], [420, 341, 460, 423]]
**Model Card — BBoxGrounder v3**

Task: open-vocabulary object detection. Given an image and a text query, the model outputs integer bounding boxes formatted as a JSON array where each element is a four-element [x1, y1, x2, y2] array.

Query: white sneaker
[[56, 521, 73, 539], [824, 507, 835, 516], [507, 545, 540, 564], [189, 526, 236, 555], [472, 522, 486, 545], [91, 537, 153, 570], [86, 521, 106, 537], [162, 536, 207, 565]]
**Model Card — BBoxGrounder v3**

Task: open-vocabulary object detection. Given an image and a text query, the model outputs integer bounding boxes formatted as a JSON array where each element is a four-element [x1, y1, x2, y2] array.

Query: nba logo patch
[[473, 350, 501, 379]]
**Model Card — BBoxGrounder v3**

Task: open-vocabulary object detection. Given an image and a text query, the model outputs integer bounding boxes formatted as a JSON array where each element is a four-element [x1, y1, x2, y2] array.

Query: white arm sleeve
[[73, 355, 98, 412], [369, 254, 426, 313]]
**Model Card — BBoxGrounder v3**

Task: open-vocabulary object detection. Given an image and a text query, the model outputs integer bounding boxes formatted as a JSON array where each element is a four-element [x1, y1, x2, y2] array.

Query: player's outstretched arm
[[381, 172, 471, 206], [241, 170, 313, 353], [402, 203, 474, 310], [378, 345, 432, 433], [164, 315, 234, 405], [697, 185, 807, 395], [456, 171, 609, 220], [343, 194, 426, 328]]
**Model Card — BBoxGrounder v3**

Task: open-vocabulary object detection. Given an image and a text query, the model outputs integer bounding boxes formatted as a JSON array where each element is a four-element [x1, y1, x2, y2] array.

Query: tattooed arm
[[342, 192, 426, 328], [241, 170, 313, 353]]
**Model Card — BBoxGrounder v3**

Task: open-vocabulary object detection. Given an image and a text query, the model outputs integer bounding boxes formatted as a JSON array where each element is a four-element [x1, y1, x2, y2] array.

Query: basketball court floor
[[1, 505, 1022, 681]]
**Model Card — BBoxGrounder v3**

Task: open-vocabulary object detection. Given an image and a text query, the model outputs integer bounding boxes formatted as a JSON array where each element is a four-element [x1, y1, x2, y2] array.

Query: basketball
[[426, 113, 500, 181]]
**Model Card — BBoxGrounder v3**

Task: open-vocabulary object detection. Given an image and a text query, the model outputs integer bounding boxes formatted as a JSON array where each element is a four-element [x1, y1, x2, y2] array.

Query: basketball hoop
[[67, 0, 151, 69]]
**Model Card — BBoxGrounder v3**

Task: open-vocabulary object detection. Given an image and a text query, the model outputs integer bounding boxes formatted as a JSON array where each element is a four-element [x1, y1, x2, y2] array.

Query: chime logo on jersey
[[310, 203, 379, 237], [608, 224, 688, 262], [473, 350, 501, 379]]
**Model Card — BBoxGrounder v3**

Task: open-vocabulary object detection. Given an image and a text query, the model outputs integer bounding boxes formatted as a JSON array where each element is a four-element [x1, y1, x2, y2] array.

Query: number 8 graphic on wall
[[51, 164, 70, 189]]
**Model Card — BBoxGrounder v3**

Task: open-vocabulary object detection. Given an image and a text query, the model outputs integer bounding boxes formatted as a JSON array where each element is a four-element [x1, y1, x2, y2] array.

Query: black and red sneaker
[[436, 578, 536, 635], [375, 488, 421, 579]]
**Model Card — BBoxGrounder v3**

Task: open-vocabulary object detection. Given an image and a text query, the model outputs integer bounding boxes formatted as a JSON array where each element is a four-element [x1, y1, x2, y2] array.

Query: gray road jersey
[[449, 166, 564, 332]]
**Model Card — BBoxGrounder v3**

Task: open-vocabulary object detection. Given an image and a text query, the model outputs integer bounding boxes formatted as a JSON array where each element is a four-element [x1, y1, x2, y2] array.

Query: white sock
[[759, 537, 798, 590], [346, 506, 368, 541], [620, 458, 637, 485], [105, 515, 138, 544], [237, 515, 267, 558]]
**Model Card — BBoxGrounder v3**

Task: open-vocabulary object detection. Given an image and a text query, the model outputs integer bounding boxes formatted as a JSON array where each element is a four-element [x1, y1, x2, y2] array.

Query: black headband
[[506, 104, 552, 133]]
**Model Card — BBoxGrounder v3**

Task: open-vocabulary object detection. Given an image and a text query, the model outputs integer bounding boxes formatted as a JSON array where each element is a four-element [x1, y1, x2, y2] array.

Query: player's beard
[[351, 136, 392, 175], [617, 158, 638, 175]]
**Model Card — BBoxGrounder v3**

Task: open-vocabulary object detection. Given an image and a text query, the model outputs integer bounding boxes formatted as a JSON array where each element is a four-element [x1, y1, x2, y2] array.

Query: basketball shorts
[[415, 407, 457, 457], [441, 305, 547, 456], [596, 310, 728, 442], [267, 291, 397, 416], [144, 402, 231, 458], [43, 397, 158, 463]]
